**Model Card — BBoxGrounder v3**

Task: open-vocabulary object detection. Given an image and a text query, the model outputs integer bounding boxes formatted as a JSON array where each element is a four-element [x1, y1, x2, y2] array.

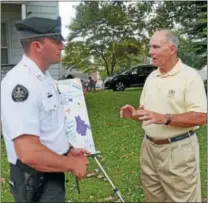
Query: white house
[[1, 1, 63, 79]]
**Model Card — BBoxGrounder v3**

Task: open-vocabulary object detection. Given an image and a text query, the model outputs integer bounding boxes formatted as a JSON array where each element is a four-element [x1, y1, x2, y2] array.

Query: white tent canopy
[[197, 65, 207, 81]]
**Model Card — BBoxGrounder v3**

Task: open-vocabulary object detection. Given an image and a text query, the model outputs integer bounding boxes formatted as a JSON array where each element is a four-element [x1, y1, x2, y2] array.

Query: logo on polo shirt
[[168, 89, 175, 98]]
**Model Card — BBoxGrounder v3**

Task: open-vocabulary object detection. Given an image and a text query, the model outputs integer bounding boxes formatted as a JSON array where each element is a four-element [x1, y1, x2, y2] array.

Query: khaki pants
[[140, 134, 201, 202]]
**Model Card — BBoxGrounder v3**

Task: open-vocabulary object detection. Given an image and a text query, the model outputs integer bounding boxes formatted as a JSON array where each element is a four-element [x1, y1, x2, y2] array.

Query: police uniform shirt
[[1, 55, 70, 164]]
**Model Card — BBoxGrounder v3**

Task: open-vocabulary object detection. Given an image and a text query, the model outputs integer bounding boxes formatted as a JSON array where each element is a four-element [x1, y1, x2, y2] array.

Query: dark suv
[[104, 64, 156, 91]]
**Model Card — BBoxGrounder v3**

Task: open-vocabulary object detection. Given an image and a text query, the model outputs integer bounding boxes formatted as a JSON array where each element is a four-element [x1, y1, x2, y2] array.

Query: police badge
[[12, 84, 29, 102]]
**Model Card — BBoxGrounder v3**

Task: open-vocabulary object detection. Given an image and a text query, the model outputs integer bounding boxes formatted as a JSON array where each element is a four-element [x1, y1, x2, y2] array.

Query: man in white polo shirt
[[120, 29, 207, 202]]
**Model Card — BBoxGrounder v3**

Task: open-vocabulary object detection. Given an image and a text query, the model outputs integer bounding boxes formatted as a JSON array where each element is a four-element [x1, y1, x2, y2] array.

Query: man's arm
[[14, 135, 80, 172], [169, 112, 207, 127], [137, 110, 207, 127]]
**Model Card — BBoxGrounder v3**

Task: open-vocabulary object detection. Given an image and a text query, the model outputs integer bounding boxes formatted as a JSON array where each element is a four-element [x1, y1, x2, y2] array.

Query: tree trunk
[[101, 54, 110, 76]]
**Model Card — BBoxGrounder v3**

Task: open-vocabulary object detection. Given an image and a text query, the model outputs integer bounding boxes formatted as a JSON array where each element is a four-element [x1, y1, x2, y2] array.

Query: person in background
[[90, 70, 97, 91]]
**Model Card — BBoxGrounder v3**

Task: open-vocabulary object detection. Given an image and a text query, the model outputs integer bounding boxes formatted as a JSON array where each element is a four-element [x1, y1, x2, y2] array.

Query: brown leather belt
[[146, 131, 195, 145]]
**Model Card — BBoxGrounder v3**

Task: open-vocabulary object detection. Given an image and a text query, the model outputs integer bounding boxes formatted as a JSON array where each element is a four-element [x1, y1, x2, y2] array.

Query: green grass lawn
[[1, 88, 207, 202]]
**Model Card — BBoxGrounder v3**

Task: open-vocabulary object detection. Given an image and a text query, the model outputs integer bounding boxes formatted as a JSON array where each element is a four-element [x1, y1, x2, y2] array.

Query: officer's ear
[[30, 38, 45, 53], [31, 41, 43, 53]]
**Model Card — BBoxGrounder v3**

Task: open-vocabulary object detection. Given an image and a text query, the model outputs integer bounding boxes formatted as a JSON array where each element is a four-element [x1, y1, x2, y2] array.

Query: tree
[[63, 1, 151, 76], [146, 1, 207, 68], [188, 2, 207, 67], [62, 42, 92, 72], [63, 1, 207, 75]]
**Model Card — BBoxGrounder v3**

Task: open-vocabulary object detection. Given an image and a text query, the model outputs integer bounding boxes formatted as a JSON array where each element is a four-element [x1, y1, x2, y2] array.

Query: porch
[[1, 1, 62, 80], [1, 2, 25, 79]]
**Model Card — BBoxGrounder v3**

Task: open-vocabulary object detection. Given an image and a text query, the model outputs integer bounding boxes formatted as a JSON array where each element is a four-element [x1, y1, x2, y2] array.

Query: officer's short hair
[[20, 37, 45, 53]]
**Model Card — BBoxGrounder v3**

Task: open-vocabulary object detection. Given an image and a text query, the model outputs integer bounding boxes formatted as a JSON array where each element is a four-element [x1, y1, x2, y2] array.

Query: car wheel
[[114, 82, 125, 91]]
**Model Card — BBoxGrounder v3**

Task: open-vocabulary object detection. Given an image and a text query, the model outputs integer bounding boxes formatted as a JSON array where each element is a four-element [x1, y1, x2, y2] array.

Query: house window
[[1, 22, 9, 65]]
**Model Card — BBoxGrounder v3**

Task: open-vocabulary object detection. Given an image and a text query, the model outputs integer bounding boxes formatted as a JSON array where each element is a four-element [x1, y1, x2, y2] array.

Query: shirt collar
[[21, 54, 52, 81], [155, 59, 182, 78]]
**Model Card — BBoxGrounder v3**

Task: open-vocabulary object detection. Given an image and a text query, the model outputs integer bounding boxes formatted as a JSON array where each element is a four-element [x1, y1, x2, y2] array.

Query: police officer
[[120, 29, 207, 202], [1, 16, 90, 202]]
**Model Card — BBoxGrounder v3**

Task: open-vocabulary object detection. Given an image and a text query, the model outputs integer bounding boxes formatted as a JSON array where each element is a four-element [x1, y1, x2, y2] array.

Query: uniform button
[[37, 74, 41, 79]]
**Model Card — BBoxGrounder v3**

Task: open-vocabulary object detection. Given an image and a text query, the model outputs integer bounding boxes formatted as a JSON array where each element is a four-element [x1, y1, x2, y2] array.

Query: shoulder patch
[[11, 84, 29, 102]]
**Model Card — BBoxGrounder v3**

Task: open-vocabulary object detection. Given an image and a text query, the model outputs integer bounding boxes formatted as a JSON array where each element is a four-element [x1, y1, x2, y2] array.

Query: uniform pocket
[[9, 180, 16, 196], [41, 97, 59, 131], [42, 97, 58, 112], [9, 165, 26, 201]]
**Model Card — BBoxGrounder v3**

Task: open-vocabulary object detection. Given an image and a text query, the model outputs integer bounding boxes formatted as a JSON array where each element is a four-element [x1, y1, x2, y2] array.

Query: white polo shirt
[[1, 55, 70, 164], [140, 59, 207, 139]]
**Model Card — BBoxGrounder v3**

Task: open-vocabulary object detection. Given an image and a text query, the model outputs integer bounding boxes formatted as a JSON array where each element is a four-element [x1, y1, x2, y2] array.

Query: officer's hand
[[67, 153, 89, 180], [120, 104, 135, 119], [69, 148, 91, 157]]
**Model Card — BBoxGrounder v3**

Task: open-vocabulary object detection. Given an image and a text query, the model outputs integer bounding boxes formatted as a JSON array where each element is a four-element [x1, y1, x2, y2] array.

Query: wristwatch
[[164, 114, 172, 125]]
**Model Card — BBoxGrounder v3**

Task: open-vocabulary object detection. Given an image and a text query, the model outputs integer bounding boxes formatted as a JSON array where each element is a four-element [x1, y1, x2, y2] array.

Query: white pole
[[21, 4, 26, 19], [93, 156, 125, 202]]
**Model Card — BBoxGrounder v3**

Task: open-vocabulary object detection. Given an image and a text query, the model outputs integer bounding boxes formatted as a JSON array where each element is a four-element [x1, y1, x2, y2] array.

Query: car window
[[131, 68, 138, 75], [121, 65, 155, 76], [137, 67, 142, 74], [139, 66, 154, 75], [121, 69, 130, 75], [143, 67, 151, 74]]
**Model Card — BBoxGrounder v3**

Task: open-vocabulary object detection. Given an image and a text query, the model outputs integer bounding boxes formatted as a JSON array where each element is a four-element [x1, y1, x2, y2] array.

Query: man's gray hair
[[160, 29, 179, 49]]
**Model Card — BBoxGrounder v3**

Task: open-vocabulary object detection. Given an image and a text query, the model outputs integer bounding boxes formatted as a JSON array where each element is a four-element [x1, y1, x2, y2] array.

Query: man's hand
[[120, 104, 144, 120], [67, 153, 89, 180], [120, 104, 136, 119], [69, 148, 91, 157], [136, 109, 166, 125]]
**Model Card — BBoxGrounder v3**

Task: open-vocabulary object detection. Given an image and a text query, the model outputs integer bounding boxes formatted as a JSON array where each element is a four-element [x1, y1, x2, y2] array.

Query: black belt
[[146, 131, 195, 145], [10, 149, 71, 174], [10, 160, 64, 179], [10, 149, 71, 172], [10, 159, 35, 174]]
